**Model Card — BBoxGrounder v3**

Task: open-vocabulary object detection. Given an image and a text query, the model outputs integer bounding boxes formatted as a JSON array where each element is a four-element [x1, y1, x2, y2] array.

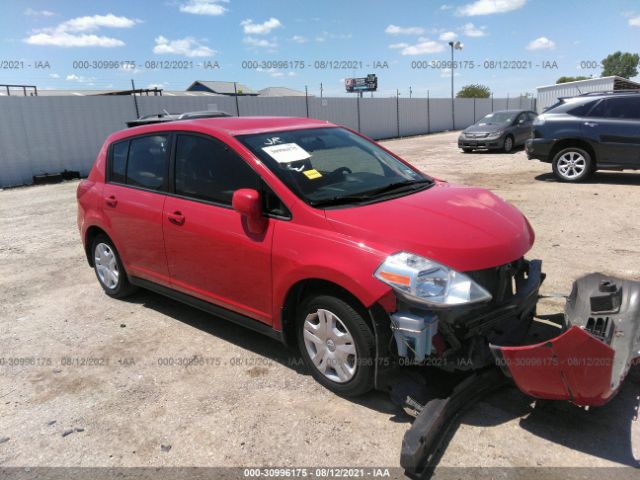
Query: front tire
[[502, 135, 514, 153], [296, 294, 375, 397], [552, 147, 592, 182], [92, 234, 137, 298]]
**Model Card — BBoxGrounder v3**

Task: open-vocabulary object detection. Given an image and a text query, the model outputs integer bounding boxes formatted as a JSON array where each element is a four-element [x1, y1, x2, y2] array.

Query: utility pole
[[448, 41, 463, 130], [320, 82, 323, 99]]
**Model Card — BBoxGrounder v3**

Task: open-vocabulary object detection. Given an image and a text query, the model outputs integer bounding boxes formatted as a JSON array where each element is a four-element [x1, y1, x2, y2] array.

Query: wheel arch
[[549, 139, 597, 166], [280, 278, 375, 349], [84, 225, 112, 267]]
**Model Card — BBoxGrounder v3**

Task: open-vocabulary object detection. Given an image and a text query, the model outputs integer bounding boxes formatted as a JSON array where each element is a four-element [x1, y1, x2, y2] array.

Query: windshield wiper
[[309, 179, 432, 207]]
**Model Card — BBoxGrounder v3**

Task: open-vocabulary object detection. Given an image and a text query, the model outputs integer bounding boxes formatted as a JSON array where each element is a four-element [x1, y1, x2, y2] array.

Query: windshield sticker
[[264, 137, 283, 146], [262, 143, 311, 163], [303, 169, 322, 180]]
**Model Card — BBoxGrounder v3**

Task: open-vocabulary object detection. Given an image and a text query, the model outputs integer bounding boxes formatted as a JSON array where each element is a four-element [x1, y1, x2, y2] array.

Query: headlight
[[374, 252, 492, 307], [486, 131, 503, 139]]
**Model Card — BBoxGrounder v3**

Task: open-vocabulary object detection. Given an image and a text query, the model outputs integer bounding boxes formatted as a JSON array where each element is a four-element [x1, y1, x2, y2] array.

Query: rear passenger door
[[162, 133, 276, 324], [585, 97, 640, 166], [102, 134, 171, 286]]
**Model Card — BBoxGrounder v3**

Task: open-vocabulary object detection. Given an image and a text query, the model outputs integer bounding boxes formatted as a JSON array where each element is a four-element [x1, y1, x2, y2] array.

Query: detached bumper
[[491, 273, 640, 406]]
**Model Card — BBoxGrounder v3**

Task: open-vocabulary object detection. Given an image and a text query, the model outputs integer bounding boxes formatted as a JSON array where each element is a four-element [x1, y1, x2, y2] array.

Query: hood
[[463, 123, 508, 134], [324, 183, 534, 272]]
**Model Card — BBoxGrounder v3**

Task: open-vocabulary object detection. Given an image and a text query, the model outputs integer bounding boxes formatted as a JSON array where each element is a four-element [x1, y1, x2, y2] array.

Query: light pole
[[448, 40, 463, 130]]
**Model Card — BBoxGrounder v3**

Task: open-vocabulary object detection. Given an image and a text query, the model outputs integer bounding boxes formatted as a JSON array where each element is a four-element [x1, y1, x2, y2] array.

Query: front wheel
[[552, 147, 592, 182], [296, 295, 375, 397], [502, 135, 514, 153]]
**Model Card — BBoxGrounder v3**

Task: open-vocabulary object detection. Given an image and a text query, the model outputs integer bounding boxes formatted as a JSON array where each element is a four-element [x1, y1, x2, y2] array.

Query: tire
[[92, 234, 137, 298], [552, 147, 592, 182], [462, 148, 473, 153], [502, 135, 514, 153], [296, 294, 375, 397]]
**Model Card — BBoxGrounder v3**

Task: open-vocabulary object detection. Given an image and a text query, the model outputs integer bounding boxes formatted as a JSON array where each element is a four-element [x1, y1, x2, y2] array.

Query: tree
[[601, 51, 639, 79], [456, 84, 491, 98], [556, 76, 590, 84]]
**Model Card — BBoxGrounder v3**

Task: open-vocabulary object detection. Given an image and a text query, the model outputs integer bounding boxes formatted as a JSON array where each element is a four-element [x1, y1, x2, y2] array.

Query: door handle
[[105, 195, 118, 207], [584, 121, 598, 127], [167, 211, 185, 226]]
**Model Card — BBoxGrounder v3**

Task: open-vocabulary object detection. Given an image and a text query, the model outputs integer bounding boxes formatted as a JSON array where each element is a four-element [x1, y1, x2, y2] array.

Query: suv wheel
[[552, 147, 592, 182], [502, 135, 514, 153], [92, 234, 137, 298], [296, 294, 375, 397]]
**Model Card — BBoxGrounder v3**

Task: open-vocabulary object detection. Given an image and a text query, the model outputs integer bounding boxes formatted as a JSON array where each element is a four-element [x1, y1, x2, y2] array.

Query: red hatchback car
[[78, 116, 632, 406]]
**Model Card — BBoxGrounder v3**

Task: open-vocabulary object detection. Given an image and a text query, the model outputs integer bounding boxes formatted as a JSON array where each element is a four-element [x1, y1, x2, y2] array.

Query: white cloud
[[385, 24, 425, 35], [179, 0, 228, 15], [462, 22, 486, 37], [439, 31, 457, 41], [243, 36, 277, 48], [526, 36, 555, 50], [241, 18, 281, 35], [440, 4, 453, 10], [49, 73, 60, 78], [291, 35, 308, 43], [389, 42, 409, 49], [457, 0, 526, 16], [25, 32, 125, 47], [24, 8, 56, 16], [66, 74, 94, 83], [396, 39, 445, 55], [315, 31, 352, 42], [23, 13, 138, 47], [629, 16, 640, 26], [153, 36, 216, 57]]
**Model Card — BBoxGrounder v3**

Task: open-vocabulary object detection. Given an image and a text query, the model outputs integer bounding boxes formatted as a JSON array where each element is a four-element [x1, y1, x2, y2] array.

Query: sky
[[2, 0, 640, 97]]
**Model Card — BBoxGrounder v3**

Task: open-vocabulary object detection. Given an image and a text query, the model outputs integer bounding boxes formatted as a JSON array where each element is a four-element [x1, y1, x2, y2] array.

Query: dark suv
[[526, 91, 640, 182]]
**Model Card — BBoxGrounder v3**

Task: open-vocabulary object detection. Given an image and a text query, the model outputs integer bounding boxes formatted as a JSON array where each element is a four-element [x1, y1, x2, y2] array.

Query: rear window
[[126, 135, 170, 191], [109, 141, 128, 184], [567, 100, 598, 117]]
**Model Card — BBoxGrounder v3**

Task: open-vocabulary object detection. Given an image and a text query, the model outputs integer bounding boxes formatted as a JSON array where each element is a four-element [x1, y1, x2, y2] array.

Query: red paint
[[77, 116, 534, 332], [492, 326, 616, 406]]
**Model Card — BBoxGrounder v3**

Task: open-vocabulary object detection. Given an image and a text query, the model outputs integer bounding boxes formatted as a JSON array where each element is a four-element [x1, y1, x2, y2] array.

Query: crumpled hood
[[324, 183, 534, 272], [463, 123, 507, 134]]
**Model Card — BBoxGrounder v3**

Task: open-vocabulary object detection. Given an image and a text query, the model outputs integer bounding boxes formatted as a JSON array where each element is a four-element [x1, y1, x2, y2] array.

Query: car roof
[[118, 116, 335, 139], [487, 109, 531, 114]]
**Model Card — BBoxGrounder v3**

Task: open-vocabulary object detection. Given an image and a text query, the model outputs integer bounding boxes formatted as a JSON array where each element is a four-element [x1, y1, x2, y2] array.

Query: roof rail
[[577, 90, 640, 97], [126, 110, 232, 127]]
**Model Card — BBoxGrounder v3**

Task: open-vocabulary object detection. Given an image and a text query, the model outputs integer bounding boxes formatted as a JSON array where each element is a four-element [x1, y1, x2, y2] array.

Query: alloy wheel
[[557, 151, 586, 179]]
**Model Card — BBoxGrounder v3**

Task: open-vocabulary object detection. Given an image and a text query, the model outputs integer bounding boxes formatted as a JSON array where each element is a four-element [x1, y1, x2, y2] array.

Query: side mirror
[[232, 189, 267, 235]]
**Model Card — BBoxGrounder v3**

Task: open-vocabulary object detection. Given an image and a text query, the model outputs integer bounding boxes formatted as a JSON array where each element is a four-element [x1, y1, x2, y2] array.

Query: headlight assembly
[[374, 252, 492, 307]]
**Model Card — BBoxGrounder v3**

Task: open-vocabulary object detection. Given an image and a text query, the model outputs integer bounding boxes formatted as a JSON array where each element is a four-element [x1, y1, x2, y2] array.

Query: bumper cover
[[525, 138, 554, 161], [491, 273, 640, 406]]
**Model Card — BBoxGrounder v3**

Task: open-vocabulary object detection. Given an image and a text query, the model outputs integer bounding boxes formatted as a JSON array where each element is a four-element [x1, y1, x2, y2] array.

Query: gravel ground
[[0, 131, 638, 475]]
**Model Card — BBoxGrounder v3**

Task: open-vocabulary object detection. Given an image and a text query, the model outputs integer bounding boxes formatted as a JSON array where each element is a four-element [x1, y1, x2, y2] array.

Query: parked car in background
[[526, 91, 640, 182], [458, 109, 537, 153]]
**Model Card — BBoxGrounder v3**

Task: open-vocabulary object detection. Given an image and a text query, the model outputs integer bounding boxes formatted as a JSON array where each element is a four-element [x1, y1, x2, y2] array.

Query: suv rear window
[[588, 97, 640, 119]]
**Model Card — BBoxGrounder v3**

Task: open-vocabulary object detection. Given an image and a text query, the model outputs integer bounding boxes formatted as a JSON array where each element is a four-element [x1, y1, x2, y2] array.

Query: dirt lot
[[0, 131, 638, 474]]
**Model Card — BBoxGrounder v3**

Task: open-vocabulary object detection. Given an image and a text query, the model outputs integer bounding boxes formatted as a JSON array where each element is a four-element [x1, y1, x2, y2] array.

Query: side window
[[262, 182, 291, 218], [175, 134, 259, 205], [109, 141, 128, 184], [589, 97, 640, 120], [515, 113, 525, 124], [126, 135, 169, 190], [527, 112, 537, 122]]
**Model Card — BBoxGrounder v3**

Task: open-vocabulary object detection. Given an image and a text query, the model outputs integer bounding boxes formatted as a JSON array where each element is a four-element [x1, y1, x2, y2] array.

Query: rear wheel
[[92, 234, 137, 298], [552, 147, 592, 182], [296, 294, 375, 397]]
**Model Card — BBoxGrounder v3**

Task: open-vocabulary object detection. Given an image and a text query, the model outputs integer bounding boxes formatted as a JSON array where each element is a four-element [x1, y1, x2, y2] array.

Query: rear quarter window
[[109, 141, 128, 184]]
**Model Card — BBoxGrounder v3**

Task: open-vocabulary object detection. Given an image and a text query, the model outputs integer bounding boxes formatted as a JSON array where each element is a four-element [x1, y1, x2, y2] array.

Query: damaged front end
[[491, 273, 640, 407], [375, 264, 640, 477]]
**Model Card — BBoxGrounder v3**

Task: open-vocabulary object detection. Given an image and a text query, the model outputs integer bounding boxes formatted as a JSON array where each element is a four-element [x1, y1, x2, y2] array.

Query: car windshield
[[237, 127, 432, 207], [477, 112, 515, 125]]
